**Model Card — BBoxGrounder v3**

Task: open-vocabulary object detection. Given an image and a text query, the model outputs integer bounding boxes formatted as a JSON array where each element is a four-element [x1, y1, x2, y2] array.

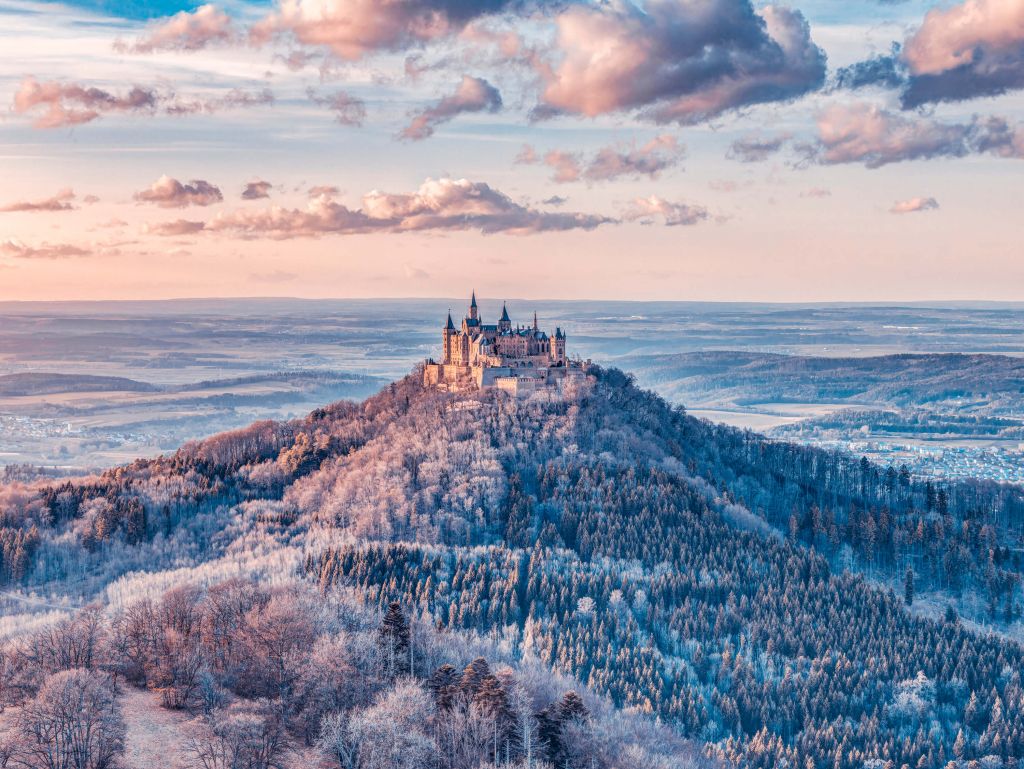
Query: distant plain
[[1, 298, 1022, 477]]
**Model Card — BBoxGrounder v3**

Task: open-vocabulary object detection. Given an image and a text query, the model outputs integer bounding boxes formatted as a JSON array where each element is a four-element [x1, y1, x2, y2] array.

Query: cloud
[[0, 188, 77, 213], [13, 77, 157, 129], [162, 88, 274, 116], [242, 180, 273, 200], [727, 134, 790, 162], [308, 185, 340, 198], [534, 1, 826, 125], [117, 4, 236, 53], [900, 0, 1024, 106], [542, 195, 567, 206], [12, 78, 272, 128], [400, 76, 502, 140], [807, 103, 973, 168], [539, 150, 583, 183], [890, 196, 939, 214], [624, 196, 709, 226], [804, 103, 1024, 167], [520, 135, 685, 183], [833, 47, 904, 92], [256, 0, 554, 61], [306, 89, 367, 126], [203, 177, 613, 238], [136, 176, 224, 208], [145, 219, 208, 236], [0, 239, 91, 259]]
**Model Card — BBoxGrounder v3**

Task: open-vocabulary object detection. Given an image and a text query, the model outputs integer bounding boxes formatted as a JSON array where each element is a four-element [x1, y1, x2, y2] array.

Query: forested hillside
[[0, 367, 1023, 768]]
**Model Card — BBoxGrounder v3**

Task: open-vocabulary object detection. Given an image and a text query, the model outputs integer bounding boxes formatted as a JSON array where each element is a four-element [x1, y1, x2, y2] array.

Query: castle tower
[[550, 327, 566, 364], [533, 311, 538, 332], [499, 302, 511, 333], [469, 290, 479, 321], [442, 311, 456, 364]]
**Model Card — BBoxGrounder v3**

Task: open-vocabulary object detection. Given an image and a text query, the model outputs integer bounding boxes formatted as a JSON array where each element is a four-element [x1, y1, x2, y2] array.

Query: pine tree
[[377, 601, 410, 675], [904, 568, 914, 606]]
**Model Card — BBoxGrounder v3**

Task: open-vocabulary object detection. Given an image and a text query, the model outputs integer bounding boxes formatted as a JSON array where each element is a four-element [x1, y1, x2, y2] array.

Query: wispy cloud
[[115, 4, 236, 54], [1, 239, 92, 259], [519, 135, 684, 183], [803, 103, 1024, 168], [0, 188, 77, 213], [400, 76, 501, 141], [624, 196, 709, 226]]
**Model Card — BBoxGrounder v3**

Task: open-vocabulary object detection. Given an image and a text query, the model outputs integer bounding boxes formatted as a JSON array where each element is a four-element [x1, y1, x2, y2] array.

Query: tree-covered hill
[[1, 367, 1023, 768]]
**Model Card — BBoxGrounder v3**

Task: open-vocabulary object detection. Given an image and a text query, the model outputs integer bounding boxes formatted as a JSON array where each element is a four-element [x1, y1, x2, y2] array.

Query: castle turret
[[469, 290, 478, 321], [550, 326, 566, 364], [442, 311, 456, 363], [533, 311, 538, 332], [499, 302, 511, 333]]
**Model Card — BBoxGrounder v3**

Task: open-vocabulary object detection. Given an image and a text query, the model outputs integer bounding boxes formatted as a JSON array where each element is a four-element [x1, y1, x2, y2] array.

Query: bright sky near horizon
[[0, 0, 1022, 302]]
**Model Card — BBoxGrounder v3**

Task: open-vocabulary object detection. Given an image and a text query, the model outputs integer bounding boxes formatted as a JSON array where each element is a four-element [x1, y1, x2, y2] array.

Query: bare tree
[[188, 699, 289, 769], [7, 668, 125, 769]]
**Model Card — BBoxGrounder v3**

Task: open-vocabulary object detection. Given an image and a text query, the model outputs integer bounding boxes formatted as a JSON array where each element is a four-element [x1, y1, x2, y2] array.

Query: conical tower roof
[[500, 302, 510, 322], [446, 311, 455, 330]]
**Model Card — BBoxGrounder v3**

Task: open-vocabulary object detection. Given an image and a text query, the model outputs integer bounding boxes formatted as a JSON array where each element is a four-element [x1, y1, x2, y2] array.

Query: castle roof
[[446, 312, 455, 330], [470, 290, 477, 309], [500, 303, 510, 322]]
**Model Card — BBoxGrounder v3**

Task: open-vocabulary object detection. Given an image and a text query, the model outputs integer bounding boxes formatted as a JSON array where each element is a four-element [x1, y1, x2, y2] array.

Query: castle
[[423, 292, 580, 394]]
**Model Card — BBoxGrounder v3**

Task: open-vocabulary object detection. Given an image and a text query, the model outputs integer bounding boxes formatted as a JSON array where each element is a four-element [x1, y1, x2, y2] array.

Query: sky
[[0, 0, 1022, 302]]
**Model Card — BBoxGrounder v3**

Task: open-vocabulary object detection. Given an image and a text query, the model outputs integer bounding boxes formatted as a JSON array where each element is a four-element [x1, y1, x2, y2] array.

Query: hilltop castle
[[423, 292, 581, 394]]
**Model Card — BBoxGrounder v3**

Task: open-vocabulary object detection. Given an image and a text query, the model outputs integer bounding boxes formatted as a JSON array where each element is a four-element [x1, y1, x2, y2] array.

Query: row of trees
[[0, 580, 698, 769]]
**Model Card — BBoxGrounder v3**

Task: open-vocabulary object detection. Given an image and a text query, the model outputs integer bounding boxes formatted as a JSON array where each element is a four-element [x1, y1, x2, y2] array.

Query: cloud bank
[[162, 178, 613, 238]]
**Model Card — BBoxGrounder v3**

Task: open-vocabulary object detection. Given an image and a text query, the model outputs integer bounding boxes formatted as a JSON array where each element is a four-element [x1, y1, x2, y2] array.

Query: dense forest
[[0, 366, 1023, 768]]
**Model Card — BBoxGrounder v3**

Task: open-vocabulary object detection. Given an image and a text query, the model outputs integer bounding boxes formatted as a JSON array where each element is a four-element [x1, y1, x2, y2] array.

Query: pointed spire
[[500, 302, 510, 322], [445, 310, 455, 330], [533, 311, 538, 331], [470, 290, 477, 308]]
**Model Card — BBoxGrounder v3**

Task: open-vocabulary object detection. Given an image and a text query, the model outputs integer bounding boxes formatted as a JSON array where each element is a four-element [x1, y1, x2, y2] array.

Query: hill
[[0, 372, 159, 396], [0, 368, 1022, 769]]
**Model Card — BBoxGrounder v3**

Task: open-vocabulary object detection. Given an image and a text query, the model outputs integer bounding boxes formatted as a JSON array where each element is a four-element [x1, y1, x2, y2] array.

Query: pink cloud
[[898, 0, 1024, 105], [242, 180, 273, 200], [624, 196, 709, 226], [201, 177, 612, 238], [890, 197, 940, 215], [256, 0, 544, 61], [520, 135, 685, 184], [534, 1, 825, 124], [0, 188, 77, 213], [904, 0, 1024, 75], [306, 89, 367, 127], [144, 219, 208, 236], [13, 77, 157, 129], [400, 75, 501, 140], [12, 78, 271, 128], [806, 103, 1024, 167], [1, 239, 91, 259], [117, 4, 235, 53], [135, 176, 224, 208], [727, 134, 790, 162], [808, 103, 972, 168]]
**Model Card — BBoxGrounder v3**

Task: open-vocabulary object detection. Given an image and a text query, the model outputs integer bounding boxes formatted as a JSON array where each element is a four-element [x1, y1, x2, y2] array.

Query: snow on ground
[[120, 686, 327, 769], [121, 687, 196, 769]]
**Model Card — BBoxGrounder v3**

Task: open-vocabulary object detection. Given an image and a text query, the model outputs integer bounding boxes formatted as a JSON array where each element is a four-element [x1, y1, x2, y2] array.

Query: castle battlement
[[423, 292, 581, 394]]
